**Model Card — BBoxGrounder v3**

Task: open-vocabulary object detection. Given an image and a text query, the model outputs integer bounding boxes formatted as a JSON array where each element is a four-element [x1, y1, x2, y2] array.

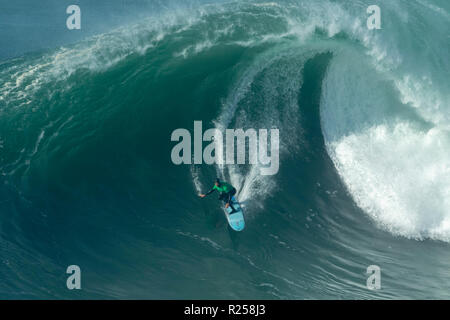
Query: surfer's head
[[215, 178, 221, 186]]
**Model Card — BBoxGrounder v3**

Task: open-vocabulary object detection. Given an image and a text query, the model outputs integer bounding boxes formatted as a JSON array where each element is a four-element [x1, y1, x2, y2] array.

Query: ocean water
[[0, 0, 449, 299]]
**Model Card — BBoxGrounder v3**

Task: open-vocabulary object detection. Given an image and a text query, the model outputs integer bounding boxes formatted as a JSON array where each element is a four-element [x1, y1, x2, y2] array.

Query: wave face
[[1, 0, 450, 299]]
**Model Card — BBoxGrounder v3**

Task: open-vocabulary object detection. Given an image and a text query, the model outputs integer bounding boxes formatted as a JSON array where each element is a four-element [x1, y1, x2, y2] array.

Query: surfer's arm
[[199, 188, 216, 198]]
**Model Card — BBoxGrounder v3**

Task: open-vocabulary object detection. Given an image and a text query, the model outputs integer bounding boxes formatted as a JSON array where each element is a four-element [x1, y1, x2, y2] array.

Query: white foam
[[395, 75, 449, 128], [328, 123, 450, 241]]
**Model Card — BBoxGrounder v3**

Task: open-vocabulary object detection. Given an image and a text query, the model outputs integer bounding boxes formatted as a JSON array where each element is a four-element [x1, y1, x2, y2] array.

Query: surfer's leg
[[227, 191, 237, 212]]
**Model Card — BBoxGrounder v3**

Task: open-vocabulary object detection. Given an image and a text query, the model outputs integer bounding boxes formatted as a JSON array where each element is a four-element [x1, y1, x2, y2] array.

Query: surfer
[[199, 178, 238, 213]]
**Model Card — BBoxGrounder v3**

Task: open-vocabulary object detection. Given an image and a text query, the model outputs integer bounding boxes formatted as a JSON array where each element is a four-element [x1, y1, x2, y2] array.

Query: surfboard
[[225, 196, 245, 231]]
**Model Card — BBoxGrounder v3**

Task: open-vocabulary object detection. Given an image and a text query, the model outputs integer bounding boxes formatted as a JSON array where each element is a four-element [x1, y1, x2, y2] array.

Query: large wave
[[2, 1, 449, 241], [180, 1, 450, 241]]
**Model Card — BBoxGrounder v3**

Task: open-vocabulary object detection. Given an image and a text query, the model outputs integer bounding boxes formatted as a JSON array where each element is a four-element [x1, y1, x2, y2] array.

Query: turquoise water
[[0, 0, 449, 299]]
